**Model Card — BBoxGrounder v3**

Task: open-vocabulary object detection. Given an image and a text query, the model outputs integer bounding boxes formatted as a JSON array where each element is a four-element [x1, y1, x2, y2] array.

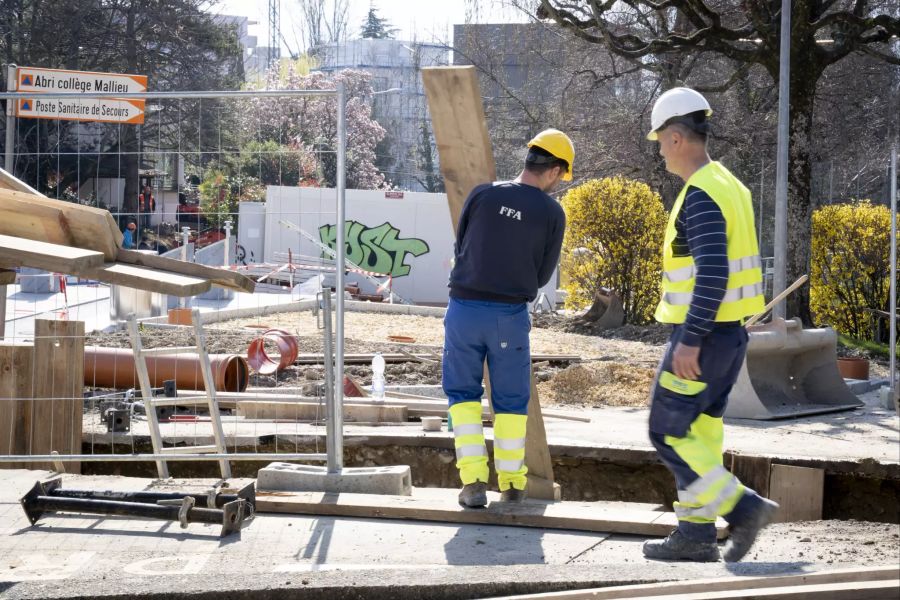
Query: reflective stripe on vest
[[655, 161, 765, 324], [664, 255, 762, 283], [663, 282, 765, 307]]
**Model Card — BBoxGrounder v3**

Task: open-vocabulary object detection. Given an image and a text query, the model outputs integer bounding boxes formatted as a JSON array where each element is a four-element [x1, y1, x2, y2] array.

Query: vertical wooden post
[[31, 319, 84, 473], [0, 341, 35, 467], [425, 66, 559, 500]]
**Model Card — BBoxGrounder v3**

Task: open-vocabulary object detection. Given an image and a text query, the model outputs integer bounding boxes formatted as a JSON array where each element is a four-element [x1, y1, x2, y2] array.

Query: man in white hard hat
[[444, 129, 572, 508], [642, 88, 779, 562]]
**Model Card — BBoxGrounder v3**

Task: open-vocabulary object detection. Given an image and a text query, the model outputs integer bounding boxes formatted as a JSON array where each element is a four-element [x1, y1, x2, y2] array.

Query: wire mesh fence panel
[[0, 88, 358, 474]]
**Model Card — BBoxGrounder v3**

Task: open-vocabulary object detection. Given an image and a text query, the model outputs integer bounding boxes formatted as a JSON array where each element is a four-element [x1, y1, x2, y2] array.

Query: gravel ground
[[86, 309, 891, 407]]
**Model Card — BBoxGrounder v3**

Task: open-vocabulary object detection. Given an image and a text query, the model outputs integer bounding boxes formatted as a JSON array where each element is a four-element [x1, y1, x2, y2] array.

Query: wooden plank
[[422, 66, 496, 234], [0, 234, 105, 273], [612, 580, 900, 600], [0, 342, 35, 465], [424, 65, 557, 499], [30, 320, 84, 473], [80, 263, 211, 297], [0, 188, 119, 260], [0, 166, 41, 194], [0, 269, 15, 285], [117, 248, 256, 293], [768, 464, 824, 523], [494, 567, 900, 600], [236, 400, 408, 423], [256, 490, 726, 538]]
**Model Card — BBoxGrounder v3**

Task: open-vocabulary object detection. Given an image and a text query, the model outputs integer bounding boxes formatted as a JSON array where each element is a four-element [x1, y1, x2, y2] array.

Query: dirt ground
[[86, 310, 890, 408]]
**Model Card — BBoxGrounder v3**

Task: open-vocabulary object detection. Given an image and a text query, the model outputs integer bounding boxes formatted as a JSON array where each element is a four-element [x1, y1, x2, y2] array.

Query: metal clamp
[[178, 496, 195, 529]]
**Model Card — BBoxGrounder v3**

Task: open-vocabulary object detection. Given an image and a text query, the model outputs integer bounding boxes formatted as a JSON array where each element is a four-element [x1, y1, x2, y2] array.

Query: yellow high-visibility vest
[[655, 161, 765, 324]]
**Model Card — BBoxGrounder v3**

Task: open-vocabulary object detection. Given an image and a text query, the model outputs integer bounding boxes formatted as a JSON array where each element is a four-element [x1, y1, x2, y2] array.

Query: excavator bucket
[[725, 318, 864, 420]]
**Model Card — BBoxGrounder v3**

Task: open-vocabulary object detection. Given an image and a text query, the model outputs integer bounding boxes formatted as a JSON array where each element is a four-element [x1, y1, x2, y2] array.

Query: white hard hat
[[647, 87, 712, 140]]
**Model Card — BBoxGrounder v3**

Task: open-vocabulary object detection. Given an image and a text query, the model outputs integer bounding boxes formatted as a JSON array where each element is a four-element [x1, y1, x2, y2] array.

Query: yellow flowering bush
[[560, 177, 666, 324], [811, 201, 894, 340]]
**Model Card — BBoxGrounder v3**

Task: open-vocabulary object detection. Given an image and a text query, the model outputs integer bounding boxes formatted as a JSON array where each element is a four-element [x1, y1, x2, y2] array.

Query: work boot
[[458, 482, 488, 508], [724, 497, 779, 562], [642, 530, 720, 562], [500, 488, 526, 503]]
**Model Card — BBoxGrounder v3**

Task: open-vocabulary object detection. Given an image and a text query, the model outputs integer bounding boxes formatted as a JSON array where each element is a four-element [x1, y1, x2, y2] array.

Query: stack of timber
[[492, 565, 900, 600], [0, 167, 254, 296]]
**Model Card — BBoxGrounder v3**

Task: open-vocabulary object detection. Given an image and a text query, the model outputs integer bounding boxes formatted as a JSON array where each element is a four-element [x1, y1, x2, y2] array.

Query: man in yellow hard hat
[[444, 128, 573, 508], [642, 88, 778, 562]]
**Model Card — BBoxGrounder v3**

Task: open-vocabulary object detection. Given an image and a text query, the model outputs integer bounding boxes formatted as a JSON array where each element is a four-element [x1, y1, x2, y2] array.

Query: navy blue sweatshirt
[[449, 181, 566, 303], [672, 186, 729, 347]]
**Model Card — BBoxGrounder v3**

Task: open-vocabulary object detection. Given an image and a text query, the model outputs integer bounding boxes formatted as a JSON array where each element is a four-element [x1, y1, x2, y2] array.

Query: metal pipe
[[772, 0, 791, 319], [224, 220, 232, 267], [332, 81, 346, 471], [1, 63, 16, 341], [0, 453, 327, 462], [45, 488, 251, 509], [891, 146, 898, 406], [322, 289, 338, 472], [0, 89, 336, 100], [83, 346, 249, 392]]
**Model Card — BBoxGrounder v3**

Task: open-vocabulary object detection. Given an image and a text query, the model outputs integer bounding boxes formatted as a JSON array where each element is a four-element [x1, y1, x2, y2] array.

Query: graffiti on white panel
[[318, 221, 430, 277]]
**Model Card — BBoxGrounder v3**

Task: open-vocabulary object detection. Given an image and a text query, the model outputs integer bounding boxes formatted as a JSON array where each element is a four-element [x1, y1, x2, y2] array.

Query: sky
[[213, 0, 527, 55]]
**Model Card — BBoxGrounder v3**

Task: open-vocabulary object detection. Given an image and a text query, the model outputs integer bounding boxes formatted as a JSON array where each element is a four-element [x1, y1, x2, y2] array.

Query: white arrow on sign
[[17, 66, 147, 94], [17, 97, 145, 124]]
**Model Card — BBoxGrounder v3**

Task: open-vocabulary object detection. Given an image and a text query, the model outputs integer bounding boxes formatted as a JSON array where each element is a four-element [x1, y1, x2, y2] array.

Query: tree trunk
[[783, 77, 817, 324]]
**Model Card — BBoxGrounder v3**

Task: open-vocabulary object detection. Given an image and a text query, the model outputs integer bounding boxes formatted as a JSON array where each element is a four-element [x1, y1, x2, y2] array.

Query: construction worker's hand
[[672, 343, 702, 381]]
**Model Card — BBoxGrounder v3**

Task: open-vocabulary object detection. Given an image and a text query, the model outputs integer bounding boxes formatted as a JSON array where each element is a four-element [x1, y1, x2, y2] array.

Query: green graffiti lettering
[[317, 220, 430, 277]]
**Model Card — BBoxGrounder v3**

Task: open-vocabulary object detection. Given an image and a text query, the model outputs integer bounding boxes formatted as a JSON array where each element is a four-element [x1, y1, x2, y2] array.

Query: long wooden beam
[[423, 65, 559, 500], [491, 566, 900, 600], [0, 234, 105, 273], [81, 263, 211, 297], [256, 490, 726, 538], [117, 248, 255, 293]]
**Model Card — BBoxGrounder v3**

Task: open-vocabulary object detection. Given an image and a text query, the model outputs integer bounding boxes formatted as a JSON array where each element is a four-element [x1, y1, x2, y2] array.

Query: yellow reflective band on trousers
[[664, 413, 744, 523], [449, 401, 488, 485], [493, 413, 528, 491], [655, 161, 765, 324]]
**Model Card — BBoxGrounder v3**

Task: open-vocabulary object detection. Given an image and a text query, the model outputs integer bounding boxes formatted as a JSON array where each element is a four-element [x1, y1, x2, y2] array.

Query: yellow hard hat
[[527, 129, 574, 181]]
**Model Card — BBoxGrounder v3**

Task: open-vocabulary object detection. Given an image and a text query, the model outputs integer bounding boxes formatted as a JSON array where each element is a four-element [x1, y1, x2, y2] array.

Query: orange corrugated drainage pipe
[[247, 328, 299, 375], [84, 347, 249, 392]]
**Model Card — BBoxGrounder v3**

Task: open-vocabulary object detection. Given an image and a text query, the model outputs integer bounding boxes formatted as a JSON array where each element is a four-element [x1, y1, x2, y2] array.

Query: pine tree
[[359, 4, 397, 39]]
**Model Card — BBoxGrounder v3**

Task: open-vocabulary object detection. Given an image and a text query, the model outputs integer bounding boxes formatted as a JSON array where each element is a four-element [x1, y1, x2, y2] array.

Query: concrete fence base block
[[258, 462, 413, 496]]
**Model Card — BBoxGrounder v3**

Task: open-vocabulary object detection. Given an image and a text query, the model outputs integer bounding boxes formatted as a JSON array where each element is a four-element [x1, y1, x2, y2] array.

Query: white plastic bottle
[[371, 352, 386, 399]]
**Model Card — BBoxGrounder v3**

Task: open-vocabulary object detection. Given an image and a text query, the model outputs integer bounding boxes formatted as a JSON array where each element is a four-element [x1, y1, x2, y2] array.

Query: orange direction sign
[[17, 97, 145, 124], [15, 66, 146, 124]]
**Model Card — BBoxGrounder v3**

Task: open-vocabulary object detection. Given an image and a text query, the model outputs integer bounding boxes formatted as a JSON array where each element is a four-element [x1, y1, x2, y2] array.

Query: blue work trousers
[[442, 298, 531, 414]]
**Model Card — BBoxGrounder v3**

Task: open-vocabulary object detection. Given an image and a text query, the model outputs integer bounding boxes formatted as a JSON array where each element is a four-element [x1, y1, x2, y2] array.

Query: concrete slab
[[0, 471, 896, 600], [258, 462, 412, 495]]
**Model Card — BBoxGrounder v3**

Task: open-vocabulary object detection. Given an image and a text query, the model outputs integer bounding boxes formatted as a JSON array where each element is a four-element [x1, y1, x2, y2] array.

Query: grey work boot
[[723, 497, 779, 562], [458, 482, 488, 508], [642, 530, 721, 562], [500, 488, 526, 503]]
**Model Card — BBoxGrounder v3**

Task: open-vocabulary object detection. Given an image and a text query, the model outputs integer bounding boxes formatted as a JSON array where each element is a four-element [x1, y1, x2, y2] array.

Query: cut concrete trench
[[81, 439, 900, 525]]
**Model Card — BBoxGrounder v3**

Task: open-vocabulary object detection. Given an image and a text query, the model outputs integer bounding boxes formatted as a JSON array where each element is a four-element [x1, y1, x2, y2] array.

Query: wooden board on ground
[[82, 262, 211, 297], [0, 234, 105, 273], [729, 454, 772, 498], [424, 65, 558, 500], [601, 580, 900, 600], [256, 489, 726, 538], [422, 66, 496, 232], [30, 320, 84, 473], [117, 248, 256, 293], [493, 566, 900, 600], [236, 400, 407, 423], [768, 464, 824, 523]]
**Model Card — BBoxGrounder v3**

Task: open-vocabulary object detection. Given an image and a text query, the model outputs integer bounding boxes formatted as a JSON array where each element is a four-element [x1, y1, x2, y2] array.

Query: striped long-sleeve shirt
[[673, 186, 729, 347]]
